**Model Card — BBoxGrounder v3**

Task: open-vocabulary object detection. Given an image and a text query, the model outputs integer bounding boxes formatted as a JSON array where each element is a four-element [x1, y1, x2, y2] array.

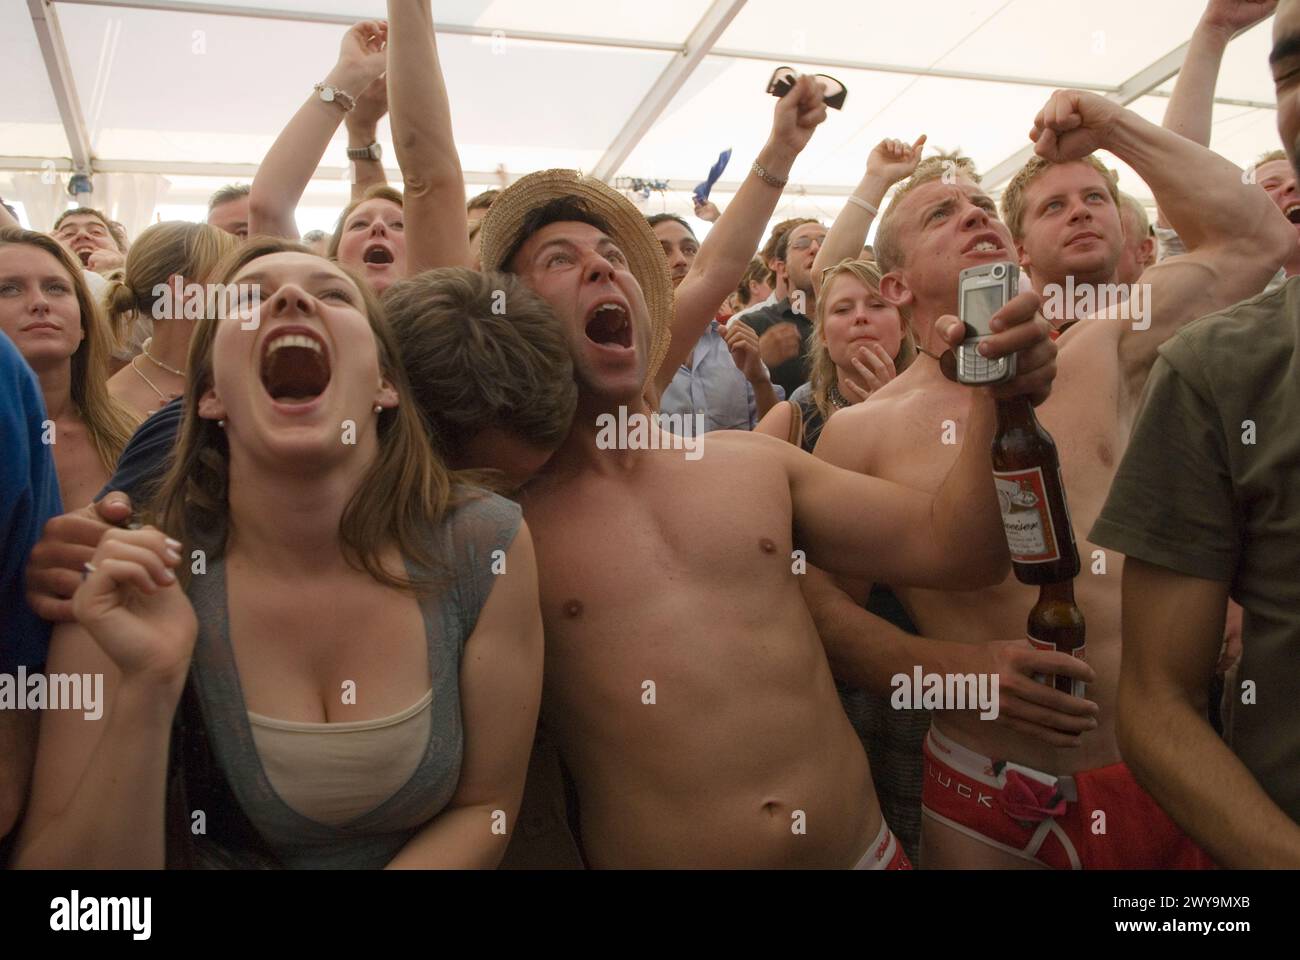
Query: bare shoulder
[[816, 371, 933, 473], [753, 399, 793, 440], [702, 427, 800, 461], [1056, 308, 1124, 364], [807, 402, 876, 473]]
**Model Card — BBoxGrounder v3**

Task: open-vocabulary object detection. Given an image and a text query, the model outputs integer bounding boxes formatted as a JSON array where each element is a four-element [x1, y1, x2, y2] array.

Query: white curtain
[[91, 172, 171, 245], [7, 173, 67, 233]]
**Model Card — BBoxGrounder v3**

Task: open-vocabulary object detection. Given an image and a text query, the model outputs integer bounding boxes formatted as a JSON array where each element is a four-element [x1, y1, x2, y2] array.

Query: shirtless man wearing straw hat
[[478, 76, 1059, 868]]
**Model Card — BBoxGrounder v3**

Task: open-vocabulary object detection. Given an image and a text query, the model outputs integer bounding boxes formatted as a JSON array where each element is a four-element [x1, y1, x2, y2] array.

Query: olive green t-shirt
[[1090, 277, 1300, 823]]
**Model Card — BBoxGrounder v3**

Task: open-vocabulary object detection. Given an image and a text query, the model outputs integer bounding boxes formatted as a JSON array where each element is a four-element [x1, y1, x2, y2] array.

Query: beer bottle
[[1026, 578, 1087, 697], [991, 396, 1079, 584]]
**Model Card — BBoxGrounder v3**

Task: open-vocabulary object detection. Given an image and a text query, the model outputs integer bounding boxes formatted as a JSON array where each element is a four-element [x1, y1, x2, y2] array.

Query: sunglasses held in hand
[[766, 66, 847, 110]]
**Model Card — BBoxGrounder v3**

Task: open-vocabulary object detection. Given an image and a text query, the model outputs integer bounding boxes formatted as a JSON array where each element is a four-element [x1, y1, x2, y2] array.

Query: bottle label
[[993, 466, 1060, 563], [1027, 633, 1087, 699]]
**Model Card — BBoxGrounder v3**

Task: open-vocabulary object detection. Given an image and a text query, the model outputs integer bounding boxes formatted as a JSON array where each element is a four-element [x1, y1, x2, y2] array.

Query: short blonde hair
[[1117, 192, 1150, 241], [808, 258, 916, 421], [1000, 154, 1119, 243], [874, 152, 980, 275], [1256, 148, 1289, 168]]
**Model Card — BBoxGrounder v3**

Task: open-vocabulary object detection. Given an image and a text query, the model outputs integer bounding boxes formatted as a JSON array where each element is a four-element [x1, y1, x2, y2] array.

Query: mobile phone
[[956, 262, 1017, 385]]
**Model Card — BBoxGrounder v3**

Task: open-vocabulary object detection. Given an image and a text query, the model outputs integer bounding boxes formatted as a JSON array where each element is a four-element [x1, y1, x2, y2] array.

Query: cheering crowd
[[1, 0, 1299, 869]]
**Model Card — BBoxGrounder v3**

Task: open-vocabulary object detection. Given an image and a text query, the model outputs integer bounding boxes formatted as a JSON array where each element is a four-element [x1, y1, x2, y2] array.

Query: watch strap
[[313, 82, 356, 112], [346, 142, 381, 161]]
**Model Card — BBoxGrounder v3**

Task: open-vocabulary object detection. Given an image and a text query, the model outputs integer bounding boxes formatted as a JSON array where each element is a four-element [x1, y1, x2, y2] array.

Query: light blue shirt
[[658, 320, 783, 432]]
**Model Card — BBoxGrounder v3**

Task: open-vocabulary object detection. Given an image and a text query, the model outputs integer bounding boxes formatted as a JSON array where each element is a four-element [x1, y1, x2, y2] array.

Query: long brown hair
[[151, 237, 462, 592], [0, 227, 138, 470], [809, 258, 916, 421]]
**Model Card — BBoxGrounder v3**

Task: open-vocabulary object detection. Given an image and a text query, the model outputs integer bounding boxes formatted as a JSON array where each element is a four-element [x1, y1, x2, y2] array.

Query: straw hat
[[478, 169, 673, 385]]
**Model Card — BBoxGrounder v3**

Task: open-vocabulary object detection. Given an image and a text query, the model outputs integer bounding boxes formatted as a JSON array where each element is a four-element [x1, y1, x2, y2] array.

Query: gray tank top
[[184, 491, 521, 869]]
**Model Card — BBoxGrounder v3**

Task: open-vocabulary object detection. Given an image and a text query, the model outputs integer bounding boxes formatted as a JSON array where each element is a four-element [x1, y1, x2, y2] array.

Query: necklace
[[828, 382, 851, 410], [915, 342, 943, 361], [130, 354, 180, 408], [141, 337, 186, 377]]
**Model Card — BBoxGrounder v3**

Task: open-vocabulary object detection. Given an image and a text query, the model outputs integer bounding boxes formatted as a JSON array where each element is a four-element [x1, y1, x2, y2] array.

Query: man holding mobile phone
[[475, 76, 1058, 868], [802, 89, 1292, 868]]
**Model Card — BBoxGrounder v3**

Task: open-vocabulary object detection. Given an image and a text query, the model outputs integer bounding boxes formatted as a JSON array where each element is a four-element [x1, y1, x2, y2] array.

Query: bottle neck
[[994, 394, 1037, 433], [1037, 578, 1076, 604]]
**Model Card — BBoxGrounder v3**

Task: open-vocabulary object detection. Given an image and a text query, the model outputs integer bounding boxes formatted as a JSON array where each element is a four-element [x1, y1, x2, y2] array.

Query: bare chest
[[50, 418, 109, 509], [524, 448, 796, 644]]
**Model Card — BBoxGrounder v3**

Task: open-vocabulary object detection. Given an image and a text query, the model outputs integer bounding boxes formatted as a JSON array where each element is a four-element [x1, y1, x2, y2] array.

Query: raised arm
[[385, 0, 470, 273], [1031, 89, 1293, 400], [248, 20, 388, 240], [1157, 1, 1278, 226], [812, 135, 925, 276], [655, 76, 828, 395], [1118, 557, 1300, 867], [386, 524, 543, 868], [346, 77, 391, 202], [780, 389, 1004, 589]]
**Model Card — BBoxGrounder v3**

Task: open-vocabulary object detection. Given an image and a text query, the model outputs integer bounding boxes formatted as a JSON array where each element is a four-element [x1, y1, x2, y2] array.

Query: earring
[[373, 404, 383, 414], [217, 420, 225, 428]]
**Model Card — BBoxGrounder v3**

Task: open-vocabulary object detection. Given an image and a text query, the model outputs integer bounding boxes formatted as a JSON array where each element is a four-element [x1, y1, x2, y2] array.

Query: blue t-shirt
[[0, 334, 63, 672]]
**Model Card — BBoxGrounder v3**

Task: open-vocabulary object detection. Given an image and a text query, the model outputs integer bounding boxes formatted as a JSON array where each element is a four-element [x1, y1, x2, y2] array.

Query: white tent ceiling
[[0, 0, 1284, 237]]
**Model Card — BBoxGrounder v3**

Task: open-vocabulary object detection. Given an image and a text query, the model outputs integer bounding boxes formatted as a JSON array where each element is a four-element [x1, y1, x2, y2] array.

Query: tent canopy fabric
[[1, 0, 1283, 236]]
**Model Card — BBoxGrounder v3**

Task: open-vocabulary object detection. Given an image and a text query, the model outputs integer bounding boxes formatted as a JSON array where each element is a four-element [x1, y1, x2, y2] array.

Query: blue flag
[[693, 149, 732, 206]]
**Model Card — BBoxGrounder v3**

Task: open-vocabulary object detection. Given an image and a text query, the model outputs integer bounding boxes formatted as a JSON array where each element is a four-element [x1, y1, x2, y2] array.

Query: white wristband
[[845, 194, 879, 216]]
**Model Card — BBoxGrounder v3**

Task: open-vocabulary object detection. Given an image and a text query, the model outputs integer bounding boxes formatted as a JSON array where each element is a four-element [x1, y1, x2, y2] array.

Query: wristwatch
[[313, 82, 356, 112], [346, 142, 383, 162]]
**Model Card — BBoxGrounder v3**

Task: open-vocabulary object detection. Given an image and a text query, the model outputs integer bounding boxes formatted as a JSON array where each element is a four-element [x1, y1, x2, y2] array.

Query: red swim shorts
[[921, 727, 1214, 869]]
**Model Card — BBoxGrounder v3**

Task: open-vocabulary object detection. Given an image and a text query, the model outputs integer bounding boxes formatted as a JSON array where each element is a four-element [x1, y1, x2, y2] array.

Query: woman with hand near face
[[756, 258, 915, 451]]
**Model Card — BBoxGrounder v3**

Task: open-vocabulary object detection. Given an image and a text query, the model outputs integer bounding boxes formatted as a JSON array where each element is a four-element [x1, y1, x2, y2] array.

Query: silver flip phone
[[956, 262, 1017, 385]]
